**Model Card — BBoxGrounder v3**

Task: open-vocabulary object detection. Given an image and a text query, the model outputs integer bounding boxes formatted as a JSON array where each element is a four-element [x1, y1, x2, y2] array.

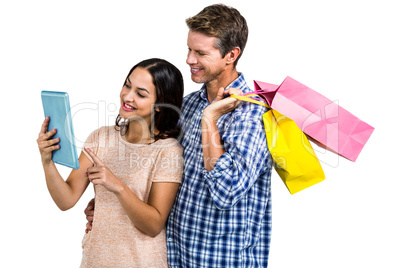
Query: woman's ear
[[154, 105, 160, 112]]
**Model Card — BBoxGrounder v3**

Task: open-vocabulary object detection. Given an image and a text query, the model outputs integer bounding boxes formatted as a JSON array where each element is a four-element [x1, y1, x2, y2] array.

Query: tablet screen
[[41, 91, 80, 169]]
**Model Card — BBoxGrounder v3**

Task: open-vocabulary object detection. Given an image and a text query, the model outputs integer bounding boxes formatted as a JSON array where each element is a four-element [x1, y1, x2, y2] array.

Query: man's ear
[[226, 47, 241, 65]]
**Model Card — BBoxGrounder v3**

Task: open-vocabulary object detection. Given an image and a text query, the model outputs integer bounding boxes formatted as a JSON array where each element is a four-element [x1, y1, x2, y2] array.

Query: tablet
[[41, 91, 80, 169]]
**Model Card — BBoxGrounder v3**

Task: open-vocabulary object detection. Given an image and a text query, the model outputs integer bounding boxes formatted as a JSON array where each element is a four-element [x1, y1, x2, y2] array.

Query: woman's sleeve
[[82, 127, 101, 164], [152, 140, 184, 184]]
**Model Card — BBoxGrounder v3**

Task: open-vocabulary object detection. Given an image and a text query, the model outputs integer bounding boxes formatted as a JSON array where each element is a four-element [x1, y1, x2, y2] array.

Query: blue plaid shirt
[[166, 73, 273, 267]]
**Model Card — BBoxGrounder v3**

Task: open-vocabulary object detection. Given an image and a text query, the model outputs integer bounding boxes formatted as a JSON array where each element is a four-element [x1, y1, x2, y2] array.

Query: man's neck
[[205, 68, 239, 102]]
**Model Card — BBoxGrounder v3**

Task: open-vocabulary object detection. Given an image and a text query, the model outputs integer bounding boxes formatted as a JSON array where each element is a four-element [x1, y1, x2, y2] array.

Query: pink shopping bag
[[250, 77, 374, 162]]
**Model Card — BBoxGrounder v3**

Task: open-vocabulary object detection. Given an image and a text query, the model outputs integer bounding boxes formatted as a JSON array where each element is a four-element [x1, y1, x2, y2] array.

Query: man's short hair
[[186, 4, 248, 67]]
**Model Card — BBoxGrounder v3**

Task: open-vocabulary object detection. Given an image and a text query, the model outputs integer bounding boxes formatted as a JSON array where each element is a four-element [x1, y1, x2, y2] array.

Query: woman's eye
[[137, 92, 146, 98]]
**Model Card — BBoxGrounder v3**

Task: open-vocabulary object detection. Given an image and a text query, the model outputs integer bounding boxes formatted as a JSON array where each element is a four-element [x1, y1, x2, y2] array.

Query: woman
[[37, 58, 184, 267]]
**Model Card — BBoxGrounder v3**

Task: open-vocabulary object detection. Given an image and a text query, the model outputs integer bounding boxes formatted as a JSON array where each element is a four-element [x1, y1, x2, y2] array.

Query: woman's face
[[119, 67, 158, 125]]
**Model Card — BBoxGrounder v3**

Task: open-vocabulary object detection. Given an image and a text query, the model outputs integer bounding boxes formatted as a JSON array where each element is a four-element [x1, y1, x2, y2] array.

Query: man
[[86, 4, 273, 267], [167, 4, 273, 267]]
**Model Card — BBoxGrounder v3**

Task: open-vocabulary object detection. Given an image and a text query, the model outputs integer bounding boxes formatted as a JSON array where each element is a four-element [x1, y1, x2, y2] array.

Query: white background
[[1, 0, 401, 267]]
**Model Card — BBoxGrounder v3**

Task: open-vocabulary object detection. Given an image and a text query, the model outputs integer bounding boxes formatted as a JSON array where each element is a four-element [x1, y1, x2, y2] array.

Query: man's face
[[186, 30, 228, 85]]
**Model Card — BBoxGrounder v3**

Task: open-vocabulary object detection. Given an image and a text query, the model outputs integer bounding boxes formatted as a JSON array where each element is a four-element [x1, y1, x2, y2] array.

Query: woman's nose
[[121, 89, 135, 102]]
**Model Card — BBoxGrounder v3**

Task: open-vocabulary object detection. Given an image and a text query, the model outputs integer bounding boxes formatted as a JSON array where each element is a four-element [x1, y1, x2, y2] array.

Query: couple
[[37, 4, 273, 267]]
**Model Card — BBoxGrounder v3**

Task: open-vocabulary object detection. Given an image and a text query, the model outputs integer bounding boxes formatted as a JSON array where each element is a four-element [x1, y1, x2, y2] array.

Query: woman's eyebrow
[[137, 87, 149, 94]]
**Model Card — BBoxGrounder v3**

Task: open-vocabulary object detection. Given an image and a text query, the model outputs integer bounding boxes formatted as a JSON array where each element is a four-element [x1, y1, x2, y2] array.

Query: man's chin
[[191, 74, 206, 84]]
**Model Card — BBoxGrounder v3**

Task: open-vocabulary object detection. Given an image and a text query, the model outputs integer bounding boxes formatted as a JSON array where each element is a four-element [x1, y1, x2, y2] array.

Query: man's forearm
[[201, 114, 225, 171]]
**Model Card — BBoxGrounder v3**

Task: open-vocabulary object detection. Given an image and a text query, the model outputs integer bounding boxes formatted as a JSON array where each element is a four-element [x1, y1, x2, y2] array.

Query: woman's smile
[[122, 102, 137, 112]]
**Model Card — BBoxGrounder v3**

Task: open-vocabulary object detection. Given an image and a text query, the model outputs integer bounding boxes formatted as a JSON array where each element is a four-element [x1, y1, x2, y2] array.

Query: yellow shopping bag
[[232, 94, 325, 194]]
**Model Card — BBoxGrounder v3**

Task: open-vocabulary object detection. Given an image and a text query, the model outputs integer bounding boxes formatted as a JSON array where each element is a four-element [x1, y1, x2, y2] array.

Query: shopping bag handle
[[231, 94, 270, 108]]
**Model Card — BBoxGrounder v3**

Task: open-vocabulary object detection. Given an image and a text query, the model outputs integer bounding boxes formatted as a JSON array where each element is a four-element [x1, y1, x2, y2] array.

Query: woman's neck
[[123, 120, 156, 144]]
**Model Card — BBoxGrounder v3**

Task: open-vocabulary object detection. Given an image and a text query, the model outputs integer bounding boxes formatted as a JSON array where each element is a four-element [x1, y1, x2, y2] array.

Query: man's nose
[[186, 51, 197, 65]]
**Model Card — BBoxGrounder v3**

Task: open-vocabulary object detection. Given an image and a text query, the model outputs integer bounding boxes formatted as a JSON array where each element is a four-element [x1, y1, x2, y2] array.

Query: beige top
[[80, 126, 183, 268]]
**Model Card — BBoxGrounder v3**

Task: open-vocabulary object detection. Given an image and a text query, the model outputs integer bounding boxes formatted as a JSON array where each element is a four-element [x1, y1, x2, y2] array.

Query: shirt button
[[167, 238, 173, 242]]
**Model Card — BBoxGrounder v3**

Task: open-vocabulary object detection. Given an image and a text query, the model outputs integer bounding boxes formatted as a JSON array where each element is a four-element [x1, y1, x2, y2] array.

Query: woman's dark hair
[[115, 58, 184, 140]]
